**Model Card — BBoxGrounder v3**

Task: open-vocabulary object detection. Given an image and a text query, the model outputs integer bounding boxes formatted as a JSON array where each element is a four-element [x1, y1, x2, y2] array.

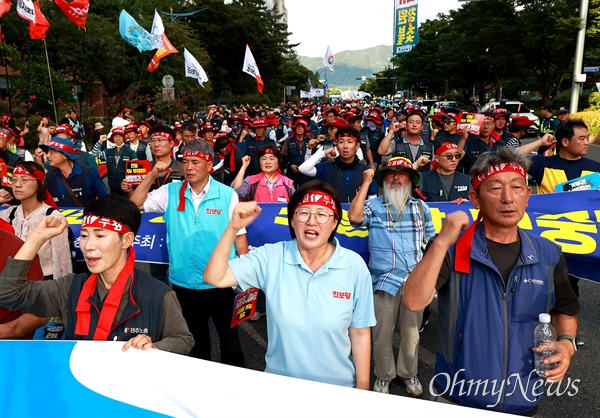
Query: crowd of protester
[[0, 97, 594, 414]]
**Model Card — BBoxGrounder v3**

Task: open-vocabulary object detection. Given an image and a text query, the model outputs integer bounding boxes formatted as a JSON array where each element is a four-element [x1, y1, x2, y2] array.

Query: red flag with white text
[[29, 1, 49, 40], [147, 33, 178, 73], [54, 0, 89, 29], [0, 0, 11, 18]]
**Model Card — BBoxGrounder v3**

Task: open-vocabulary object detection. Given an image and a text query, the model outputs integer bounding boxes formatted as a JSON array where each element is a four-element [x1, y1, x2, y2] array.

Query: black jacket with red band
[[65, 269, 168, 341]]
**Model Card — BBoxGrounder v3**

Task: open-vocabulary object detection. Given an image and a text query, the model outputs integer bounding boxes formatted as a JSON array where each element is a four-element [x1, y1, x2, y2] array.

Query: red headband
[[337, 134, 359, 144], [295, 192, 339, 216], [0, 131, 10, 141], [81, 215, 131, 234], [13, 165, 45, 181], [152, 131, 174, 142], [483, 116, 494, 122], [471, 162, 526, 190], [182, 150, 212, 162], [47, 139, 79, 155], [455, 162, 527, 274], [435, 142, 458, 156], [263, 148, 275, 155]]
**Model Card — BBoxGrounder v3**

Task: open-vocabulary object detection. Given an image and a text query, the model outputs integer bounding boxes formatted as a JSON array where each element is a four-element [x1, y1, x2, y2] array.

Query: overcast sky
[[286, 0, 463, 57]]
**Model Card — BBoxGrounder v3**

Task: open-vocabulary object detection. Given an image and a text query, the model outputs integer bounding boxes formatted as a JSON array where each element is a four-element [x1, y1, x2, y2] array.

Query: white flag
[[323, 45, 335, 73], [597, 82, 600, 93], [300, 90, 311, 99], [17, 0, 36, 22], [242, 44, 264, 94], [184, 48, 208, 86], [151, 10, 165, 50]]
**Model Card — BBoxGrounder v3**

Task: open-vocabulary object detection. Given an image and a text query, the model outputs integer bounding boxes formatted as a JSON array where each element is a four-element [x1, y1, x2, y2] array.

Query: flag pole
[[0, 21, 12, 115], [43, 39, 58, 124], [79, 28, 85, 120], [26, 38, 31, 118]]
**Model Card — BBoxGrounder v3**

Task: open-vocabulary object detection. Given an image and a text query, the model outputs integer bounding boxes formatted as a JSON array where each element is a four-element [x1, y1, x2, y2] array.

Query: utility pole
[[570, 0, 590, 114]]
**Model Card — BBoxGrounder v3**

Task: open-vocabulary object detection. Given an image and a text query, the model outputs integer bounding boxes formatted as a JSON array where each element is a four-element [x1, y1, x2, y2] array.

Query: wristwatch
[[557, 334, 577, 353]]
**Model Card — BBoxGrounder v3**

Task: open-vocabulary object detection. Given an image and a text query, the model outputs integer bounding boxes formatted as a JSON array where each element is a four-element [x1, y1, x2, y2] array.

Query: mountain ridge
[[298, 45, 393, 91]]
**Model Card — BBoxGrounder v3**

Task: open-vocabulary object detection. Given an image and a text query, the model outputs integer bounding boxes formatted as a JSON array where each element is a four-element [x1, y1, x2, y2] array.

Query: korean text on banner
[[394, 0, 419, 55]]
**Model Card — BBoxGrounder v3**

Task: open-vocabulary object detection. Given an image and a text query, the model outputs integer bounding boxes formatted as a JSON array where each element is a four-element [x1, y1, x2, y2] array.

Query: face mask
[[367, 121, 378, 131]]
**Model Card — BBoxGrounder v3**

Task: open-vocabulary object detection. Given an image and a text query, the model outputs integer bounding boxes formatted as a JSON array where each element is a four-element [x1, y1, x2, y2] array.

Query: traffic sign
[[583, 67, 599, 73], [162, 75, 175, 87]]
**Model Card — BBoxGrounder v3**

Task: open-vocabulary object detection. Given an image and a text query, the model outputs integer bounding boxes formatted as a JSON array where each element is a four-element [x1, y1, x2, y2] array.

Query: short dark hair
[[213, 136, 232, 154], [335, 126, 360, 141], [15, 161, 47, 202], [83, 195, 141, 235], [149, 125, 175, 140], [181, 121, 197, 134], [287, 180, 342, 243], [257, 143, 281, 161], [555, 120, 589, 151]]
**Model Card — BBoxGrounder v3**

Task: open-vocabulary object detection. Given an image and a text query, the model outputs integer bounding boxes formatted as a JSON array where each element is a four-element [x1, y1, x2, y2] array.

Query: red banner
[[54, 0, 89, 28], [0, 0, 11, 19], [29, 1, 49, 40]]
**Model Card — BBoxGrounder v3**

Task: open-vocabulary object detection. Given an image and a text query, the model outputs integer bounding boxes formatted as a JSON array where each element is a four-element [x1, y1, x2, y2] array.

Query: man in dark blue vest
[[42, 137, 108, 207], [418, 140, 470, 202], [91, 127, 137, 196], [404, 148, 579, 415], [298, 127, 378, 203]]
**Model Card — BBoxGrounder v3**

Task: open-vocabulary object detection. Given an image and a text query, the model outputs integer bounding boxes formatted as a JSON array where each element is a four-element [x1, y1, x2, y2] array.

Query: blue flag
[[119, 10, 157, 53], [307, 74, 313, 90], [323, 79, 328, 92]]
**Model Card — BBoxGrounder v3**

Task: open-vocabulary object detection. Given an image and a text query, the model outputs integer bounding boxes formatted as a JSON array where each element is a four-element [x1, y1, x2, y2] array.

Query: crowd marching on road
[[0, 98, 597, 415]]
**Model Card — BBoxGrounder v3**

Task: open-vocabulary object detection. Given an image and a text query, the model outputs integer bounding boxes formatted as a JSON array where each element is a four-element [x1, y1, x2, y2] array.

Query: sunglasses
[[439, 153, 462, 160]]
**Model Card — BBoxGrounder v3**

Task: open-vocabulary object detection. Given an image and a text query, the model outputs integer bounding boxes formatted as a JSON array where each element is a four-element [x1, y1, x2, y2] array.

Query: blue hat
[[541, 103, 553, 111], [40, 136, 80, 160]]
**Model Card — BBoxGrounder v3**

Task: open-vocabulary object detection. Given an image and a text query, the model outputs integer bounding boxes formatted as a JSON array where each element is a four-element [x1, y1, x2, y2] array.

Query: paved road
[[148, 140, 600, 416]]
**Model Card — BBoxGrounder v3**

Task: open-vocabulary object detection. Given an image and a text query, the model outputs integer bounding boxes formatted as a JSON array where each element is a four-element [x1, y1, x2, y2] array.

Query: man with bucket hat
[[349, 157, 435, 396], [42, 136, 108, 207]]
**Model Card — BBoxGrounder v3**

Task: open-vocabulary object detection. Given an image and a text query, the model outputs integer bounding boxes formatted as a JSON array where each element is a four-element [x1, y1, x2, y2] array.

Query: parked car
[[480, 100, 540, 136]]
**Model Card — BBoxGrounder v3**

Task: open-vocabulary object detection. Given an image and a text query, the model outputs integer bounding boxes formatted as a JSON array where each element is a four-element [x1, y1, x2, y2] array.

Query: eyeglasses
[[439, 153, 462, 160], [150, 138, 170, 144], [11, 177, 36, 185], [294, 209, 335, 224], [443, 120, 456, 125]]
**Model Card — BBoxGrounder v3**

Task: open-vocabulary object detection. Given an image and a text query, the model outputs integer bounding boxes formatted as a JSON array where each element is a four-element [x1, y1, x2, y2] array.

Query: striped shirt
[[361, 196, 435, 296]]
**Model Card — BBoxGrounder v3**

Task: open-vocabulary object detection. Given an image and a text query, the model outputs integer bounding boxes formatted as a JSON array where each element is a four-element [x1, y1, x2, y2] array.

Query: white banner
[[16, 0, 36, 22], [310, 87, 324, 97], [184, 48, 208, 86], [151, 10, 165, 50], [300, 90, 311, 98], [323, 45, 335, 73]]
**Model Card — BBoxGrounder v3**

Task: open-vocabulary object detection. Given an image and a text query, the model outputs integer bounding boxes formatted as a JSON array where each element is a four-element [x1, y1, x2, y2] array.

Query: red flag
[[0, 0, 11, 19], [29, 1, 49, 40], [147, 33, 178, 73], [54, 0, 89, 29]]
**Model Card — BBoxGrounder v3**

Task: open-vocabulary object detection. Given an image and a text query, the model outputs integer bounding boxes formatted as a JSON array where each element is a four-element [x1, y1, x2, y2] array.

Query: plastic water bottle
[[534, 313, 556, 377]]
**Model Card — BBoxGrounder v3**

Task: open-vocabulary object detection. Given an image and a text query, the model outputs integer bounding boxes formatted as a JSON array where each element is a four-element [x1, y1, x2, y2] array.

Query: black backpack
[[9, 207, 78, 272]]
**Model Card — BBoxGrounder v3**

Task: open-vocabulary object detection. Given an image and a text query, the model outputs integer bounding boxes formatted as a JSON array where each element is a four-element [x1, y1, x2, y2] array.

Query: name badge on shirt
[[456, 186, 468, 192], [277, 197, 288, 203]]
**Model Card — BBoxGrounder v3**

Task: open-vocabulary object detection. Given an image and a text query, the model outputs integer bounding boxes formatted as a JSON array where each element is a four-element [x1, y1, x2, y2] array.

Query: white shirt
[[143, 179, 246, 235]]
